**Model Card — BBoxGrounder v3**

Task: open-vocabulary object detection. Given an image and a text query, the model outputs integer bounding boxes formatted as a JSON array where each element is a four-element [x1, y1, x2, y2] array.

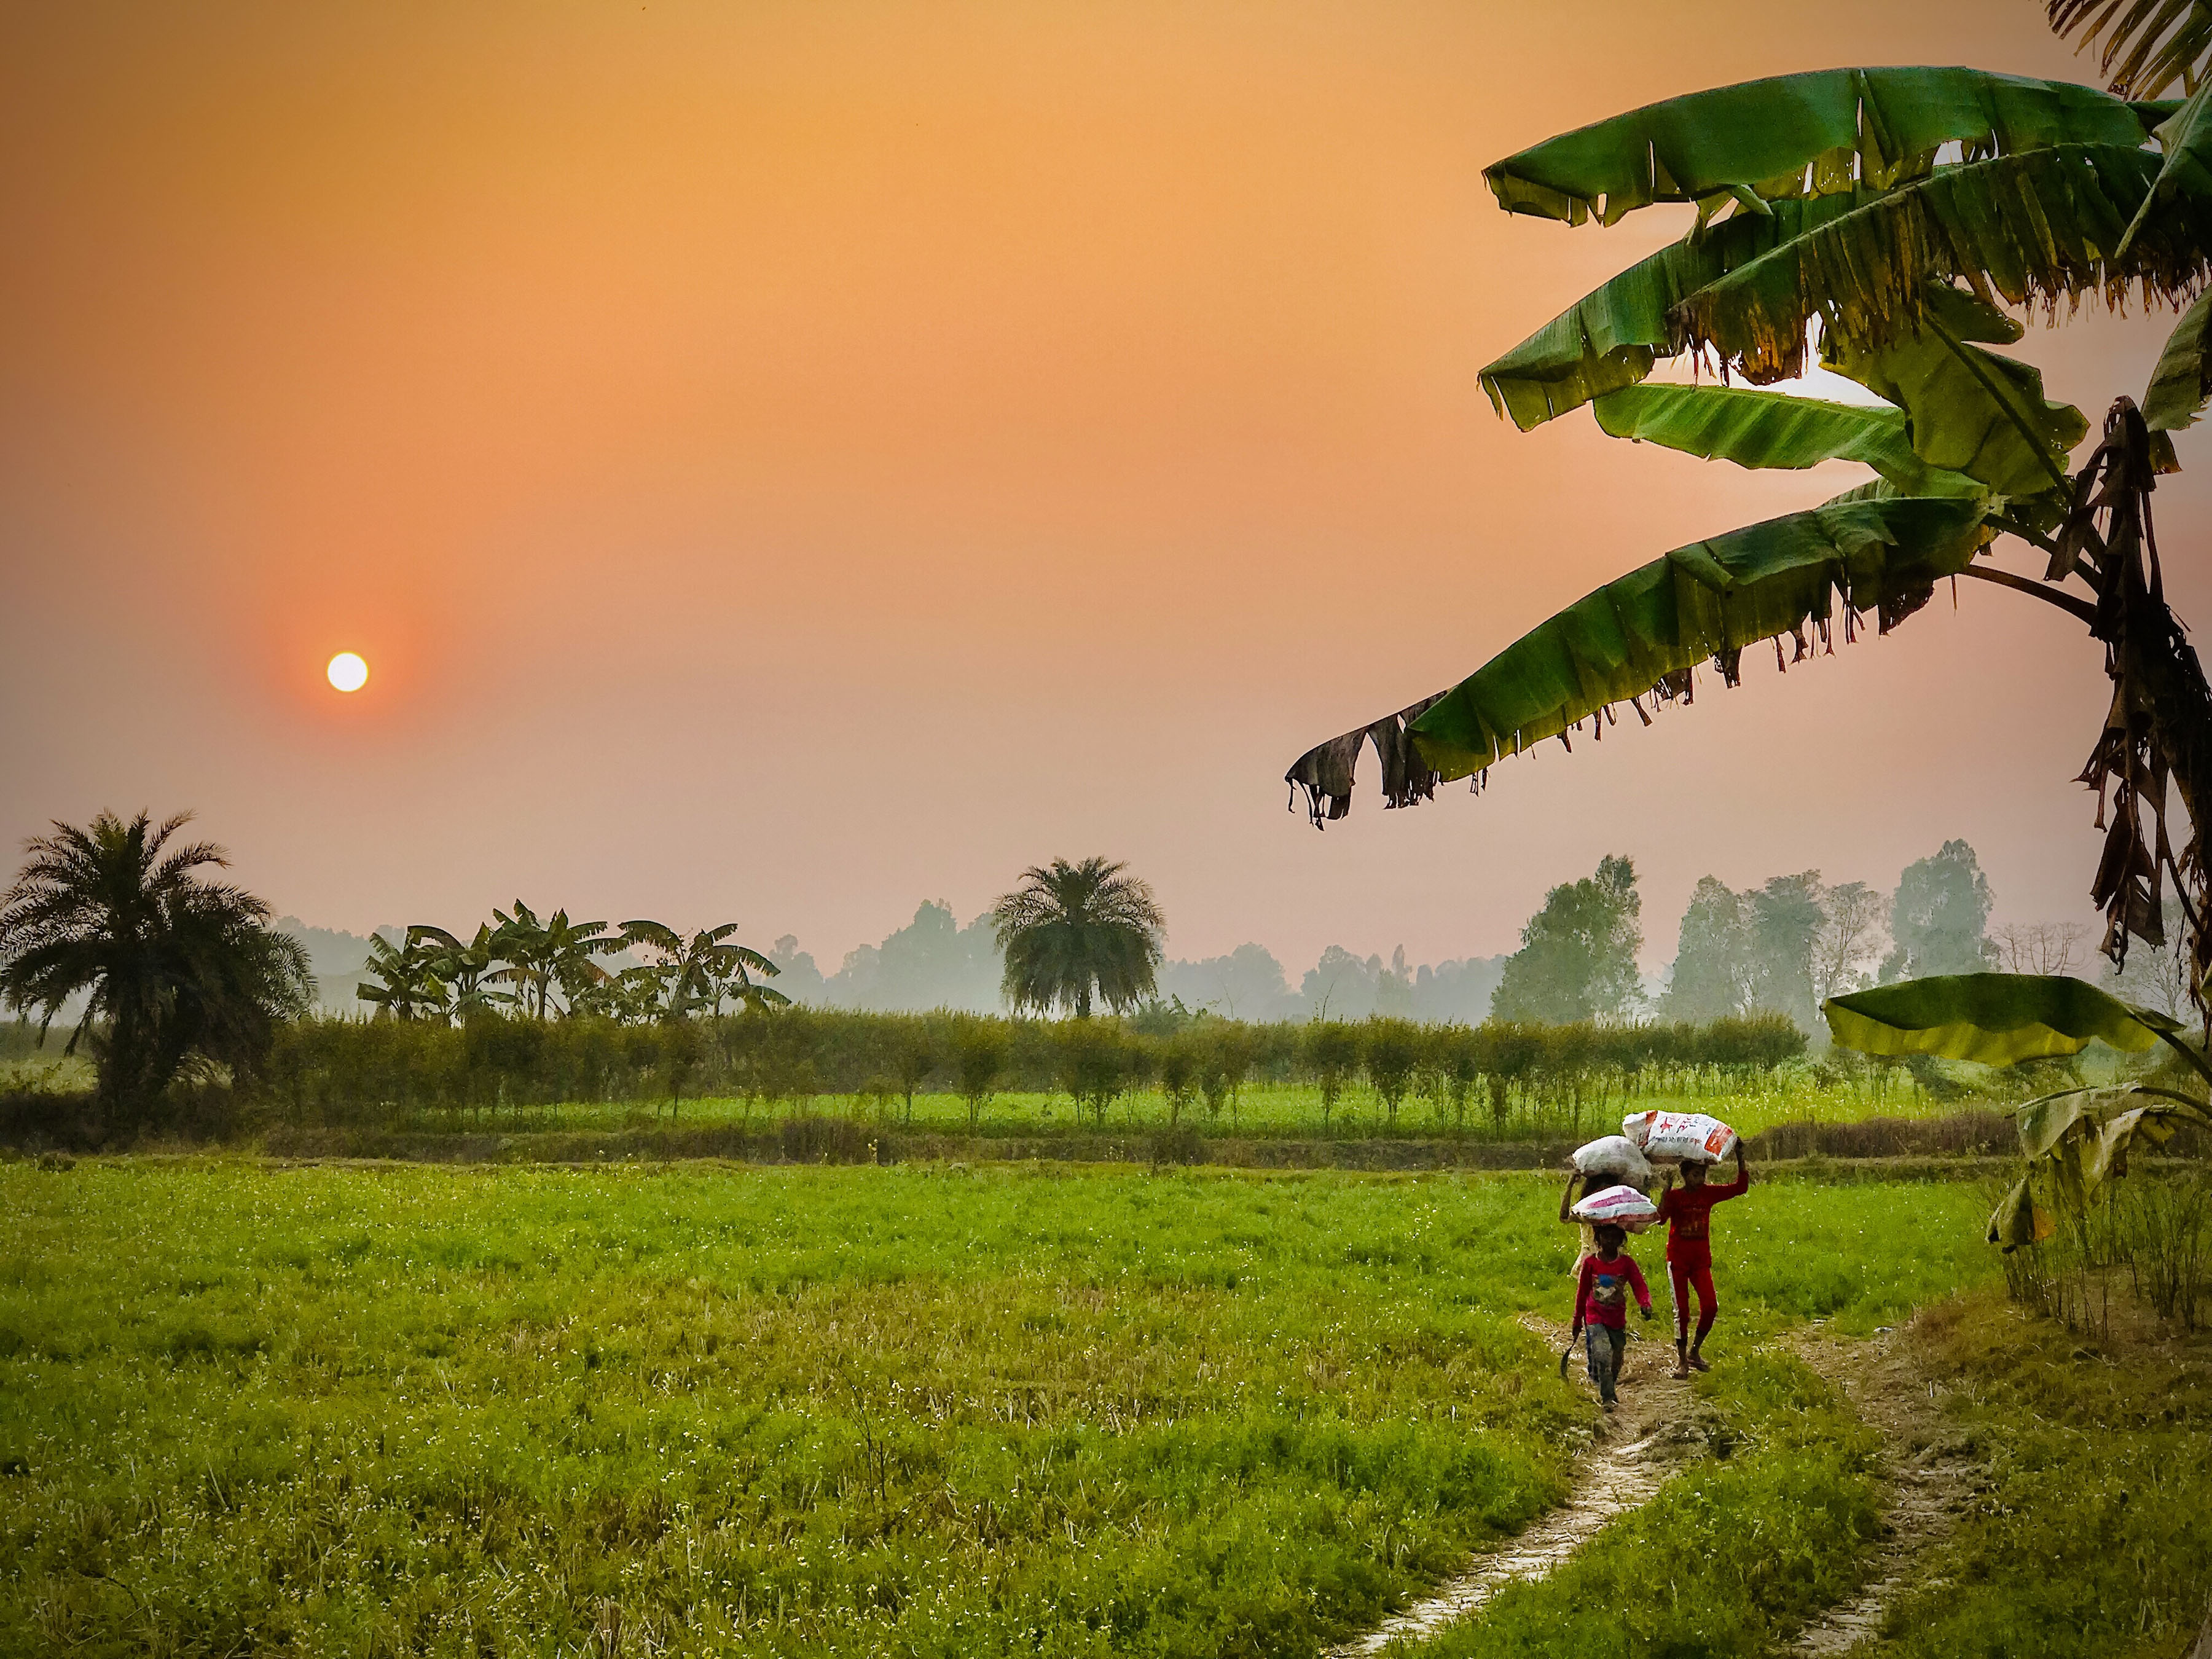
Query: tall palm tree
[[0, 810, 312, 1121], [990, 858, 1164, 1018]]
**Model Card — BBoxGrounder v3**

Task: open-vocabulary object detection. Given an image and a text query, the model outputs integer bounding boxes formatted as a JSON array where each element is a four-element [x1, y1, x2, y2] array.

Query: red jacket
[[1575, 1251, 1651, 1328], [1656, 1169, 1748, 1263]]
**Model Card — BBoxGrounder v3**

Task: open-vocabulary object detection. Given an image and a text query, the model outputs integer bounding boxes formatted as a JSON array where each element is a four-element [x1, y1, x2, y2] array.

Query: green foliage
[[1824, 970, 2179, 1066], [2052, 0, 2212, 99], [0, 810, 313, 1125], [1492, 855, 1642, 1024], [1591, 383, 1981, 496], [1298, 1020, 1360, 1126], [0, 1163, 2003, 1655], [990, 858, 1166, 1019], [1360, 1018, 1423, 1127]]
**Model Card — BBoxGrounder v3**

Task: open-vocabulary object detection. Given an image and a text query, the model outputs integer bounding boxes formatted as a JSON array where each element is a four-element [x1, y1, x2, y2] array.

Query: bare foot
[[1687, 1352, 1711, 1373]]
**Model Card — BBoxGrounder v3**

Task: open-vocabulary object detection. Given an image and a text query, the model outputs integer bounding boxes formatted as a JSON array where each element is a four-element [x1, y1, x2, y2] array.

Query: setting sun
[[326, 652, 368, 693]]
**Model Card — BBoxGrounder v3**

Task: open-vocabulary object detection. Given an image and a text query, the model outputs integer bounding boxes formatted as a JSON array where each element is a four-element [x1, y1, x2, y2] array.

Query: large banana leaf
[[2122, 80, 2212, 250], [1480, 195, 1866, 429], [1285, 493, 1988, 820], [2145, 287, 2212, 428], [1676, 144, 2212, 375], [1822, 284, 2089, 498], [1822, 971, 2183, 1065], [1590, 383, 1983, 496], [1402, 495, 1988, 780], [1484, 68, 2151, 226]]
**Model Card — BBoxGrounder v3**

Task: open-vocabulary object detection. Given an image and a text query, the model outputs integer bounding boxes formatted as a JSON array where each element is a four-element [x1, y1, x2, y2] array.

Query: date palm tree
[[0, 810, 312, 1122], [990, 857, 1164, 1018], [1284, 58, 2212, 1020]]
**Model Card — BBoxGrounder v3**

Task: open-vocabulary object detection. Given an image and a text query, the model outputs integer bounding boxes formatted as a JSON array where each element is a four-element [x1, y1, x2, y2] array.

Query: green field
[[0, 1159, 1999, 1657]]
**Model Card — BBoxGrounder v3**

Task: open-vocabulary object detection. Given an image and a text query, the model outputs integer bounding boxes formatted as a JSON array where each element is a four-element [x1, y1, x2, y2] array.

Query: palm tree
[[1282, 57, 2212, 1021], [0, 810, 313, 1122], [356, 933, 448, 1021], [990, 858, 1164, 1018]]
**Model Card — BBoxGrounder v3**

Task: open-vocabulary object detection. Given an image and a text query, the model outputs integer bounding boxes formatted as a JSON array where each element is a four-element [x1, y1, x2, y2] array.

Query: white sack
[[1623, 1110, 1738, 1166], [1568, 1183, 1660, 1231], [1571, 1135, 1652, 1187]]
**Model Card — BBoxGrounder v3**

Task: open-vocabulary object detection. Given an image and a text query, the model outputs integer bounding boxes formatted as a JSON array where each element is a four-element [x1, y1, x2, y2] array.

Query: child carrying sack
[[1571, 1134, 1653, 1188], [1623, 1110, 1738, 1166], [1568, 1184, 1660, 1231]]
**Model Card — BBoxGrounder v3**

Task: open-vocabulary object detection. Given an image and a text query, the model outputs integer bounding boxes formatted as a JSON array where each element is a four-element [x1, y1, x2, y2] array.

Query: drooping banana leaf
[[1822, 971, 2184, 1065], [1590, 383, 1984, 496], [1483, 68, 2153, 226], [2122, 79, 2212, 251], [2145, 288, 2212, 428], [1285, 493, 1990, 820], [1822, 284, 2089, 498], [1987, 1172, 2055, 1250], [2050, 0, 2212, 100], [1676, 144, 2212, 375], [1480, 195, 1869, 429], [2012, 1084, 2209, 1218]]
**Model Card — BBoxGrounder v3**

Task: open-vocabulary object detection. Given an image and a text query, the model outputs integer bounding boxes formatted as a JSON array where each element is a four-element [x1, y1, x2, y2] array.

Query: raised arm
[[1558, 1171, 1579, 1223]]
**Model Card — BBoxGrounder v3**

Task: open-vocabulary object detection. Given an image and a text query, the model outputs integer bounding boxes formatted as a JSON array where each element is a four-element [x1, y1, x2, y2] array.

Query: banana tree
[[1823, 971, 2212, 1244], [355, 933, 447, 1022], [487, 901, 618, 1020], [1284, 61, 2212, 1014], [618, 920, 788, 1018], [409, 924, 514, 1022]]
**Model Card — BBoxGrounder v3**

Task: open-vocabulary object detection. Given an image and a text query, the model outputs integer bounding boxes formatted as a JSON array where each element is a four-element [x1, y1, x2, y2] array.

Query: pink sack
[[1568, 1183, 1660, 1231]]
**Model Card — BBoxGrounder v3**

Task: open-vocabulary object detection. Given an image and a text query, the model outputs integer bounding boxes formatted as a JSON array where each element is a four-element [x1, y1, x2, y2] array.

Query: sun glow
[[326, 652, 369, 692]]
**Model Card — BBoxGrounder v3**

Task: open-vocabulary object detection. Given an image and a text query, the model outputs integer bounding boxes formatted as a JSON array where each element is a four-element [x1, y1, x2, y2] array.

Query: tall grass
[[2002, 1168, 2212, 1336]]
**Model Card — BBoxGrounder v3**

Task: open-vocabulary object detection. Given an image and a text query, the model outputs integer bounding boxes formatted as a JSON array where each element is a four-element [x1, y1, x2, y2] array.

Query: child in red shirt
[[1655, 1143, 1749, 1377], [1571, 1223, 1652, 1411]]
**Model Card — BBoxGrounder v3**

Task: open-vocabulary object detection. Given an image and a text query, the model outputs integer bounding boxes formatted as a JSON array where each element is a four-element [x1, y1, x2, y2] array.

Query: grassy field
[[0, 1160, 1998, 1657]]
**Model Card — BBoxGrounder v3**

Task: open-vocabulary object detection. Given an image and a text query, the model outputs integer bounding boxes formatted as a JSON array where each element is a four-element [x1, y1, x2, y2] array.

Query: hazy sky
[[3, 1, 2200, 972]]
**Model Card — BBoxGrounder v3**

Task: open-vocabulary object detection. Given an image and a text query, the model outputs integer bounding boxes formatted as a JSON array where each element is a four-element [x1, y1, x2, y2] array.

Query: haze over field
[[2, 0, 2194, 974]]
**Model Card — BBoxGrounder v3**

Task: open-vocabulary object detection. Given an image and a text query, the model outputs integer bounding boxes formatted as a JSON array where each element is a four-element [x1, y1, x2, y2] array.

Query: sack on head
[[1569, 1183, 1660, 1231], [1623, 1110, 1738, 1166], [1571, 1134, 1653, 1188]]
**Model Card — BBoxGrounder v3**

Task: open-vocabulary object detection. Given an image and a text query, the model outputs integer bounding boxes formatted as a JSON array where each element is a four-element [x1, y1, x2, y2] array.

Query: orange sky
[[3, 1, 2202, 973]]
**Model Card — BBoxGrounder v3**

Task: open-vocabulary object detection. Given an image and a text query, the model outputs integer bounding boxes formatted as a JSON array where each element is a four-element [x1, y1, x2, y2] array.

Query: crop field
[[0, 1159, 2002, 1657], [272, 1076, 1962, 1145]]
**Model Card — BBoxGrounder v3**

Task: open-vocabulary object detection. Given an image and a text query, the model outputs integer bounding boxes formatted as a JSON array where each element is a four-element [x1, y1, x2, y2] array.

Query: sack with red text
[[1568, 1183, 1660, 1231], [1622, 1110, 1738, 1166]]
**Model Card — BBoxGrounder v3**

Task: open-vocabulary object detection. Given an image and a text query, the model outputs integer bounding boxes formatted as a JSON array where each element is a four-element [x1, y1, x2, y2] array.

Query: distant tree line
[[251, 1003, 1805, 1138]]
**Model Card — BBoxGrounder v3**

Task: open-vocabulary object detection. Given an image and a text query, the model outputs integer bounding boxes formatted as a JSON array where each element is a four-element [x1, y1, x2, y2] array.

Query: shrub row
[[249, 1007, 1807, 1134]]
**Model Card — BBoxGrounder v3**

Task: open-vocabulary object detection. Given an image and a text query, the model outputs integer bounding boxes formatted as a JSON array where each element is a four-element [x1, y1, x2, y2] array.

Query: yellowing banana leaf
[[1823, 284, 2089, 498], [2145, 288, 2212, 429], [1481, 195, 1871, 429], [1986, 1172, 2055, 1249], [1591, 383, 1985, 496], [1822, 972, 2183, 1065], [2014, 1084, 2210, 1215], [1677, 144, 2211, 378], [1483, 68, 2151, 227]]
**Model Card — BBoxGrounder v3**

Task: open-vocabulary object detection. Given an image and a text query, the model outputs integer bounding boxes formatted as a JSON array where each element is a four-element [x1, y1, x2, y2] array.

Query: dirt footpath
[[1325, 1316, 1706, 1658]]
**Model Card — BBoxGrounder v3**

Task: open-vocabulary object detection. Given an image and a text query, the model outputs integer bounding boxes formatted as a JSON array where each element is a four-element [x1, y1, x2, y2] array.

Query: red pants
[[1669, 1257, 1716, 1345]]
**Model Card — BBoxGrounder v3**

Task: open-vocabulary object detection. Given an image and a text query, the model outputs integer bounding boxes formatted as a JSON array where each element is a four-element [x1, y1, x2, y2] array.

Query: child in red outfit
[[1570, 1222, 1652, 1410], [1655, 1143, 1749, 1376]]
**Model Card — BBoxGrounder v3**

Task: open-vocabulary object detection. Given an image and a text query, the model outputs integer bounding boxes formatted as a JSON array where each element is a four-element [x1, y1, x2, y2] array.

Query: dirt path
[[1783, 1322, 1983, 1657], [1324, 1317, 1703, 1658]]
